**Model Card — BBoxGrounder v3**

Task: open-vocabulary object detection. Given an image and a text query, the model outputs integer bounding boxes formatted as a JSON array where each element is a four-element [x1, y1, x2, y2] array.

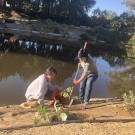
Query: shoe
[[84, 101, 89, 106], [81, 101, 89, 109], [78, 99, 84, 104], [20, 101, 37, 109]]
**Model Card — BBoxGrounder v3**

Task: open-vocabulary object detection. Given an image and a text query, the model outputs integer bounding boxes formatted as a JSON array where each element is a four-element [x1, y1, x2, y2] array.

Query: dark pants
[[79, 74, 97, 102]]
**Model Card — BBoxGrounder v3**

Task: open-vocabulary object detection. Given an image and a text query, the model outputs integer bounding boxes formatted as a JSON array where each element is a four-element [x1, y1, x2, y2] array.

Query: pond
[[0, 33, 135, 106]]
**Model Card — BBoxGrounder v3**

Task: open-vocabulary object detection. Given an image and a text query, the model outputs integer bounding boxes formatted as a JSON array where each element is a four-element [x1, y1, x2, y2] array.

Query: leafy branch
[[123, 91, 135, 112]]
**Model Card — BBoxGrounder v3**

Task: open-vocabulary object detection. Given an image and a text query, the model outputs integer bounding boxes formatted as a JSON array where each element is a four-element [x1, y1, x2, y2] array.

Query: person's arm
[[73, 72, 87, 85]]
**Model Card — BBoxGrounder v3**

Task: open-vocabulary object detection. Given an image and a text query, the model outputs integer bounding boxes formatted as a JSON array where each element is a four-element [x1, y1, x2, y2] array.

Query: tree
[[0, 0, 96, 25], [92, 8, 117, 19], [0, 0, 6, 9], [123, 0, 135, 10]]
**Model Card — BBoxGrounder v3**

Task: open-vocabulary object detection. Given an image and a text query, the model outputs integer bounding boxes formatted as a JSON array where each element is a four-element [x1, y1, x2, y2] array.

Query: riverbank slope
[[0, 98, 135, 135], [0, 15, 87, 46]]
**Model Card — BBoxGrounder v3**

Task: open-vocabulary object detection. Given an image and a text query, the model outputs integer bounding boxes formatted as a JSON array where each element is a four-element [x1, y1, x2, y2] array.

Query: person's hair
[[78, 48, 88, 59], [45, 67, 57, 76]]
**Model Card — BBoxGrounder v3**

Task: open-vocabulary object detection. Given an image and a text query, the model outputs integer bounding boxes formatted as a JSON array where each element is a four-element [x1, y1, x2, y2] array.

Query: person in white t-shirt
[[73, 48, 98, 106], [25, 67, 57, 105]]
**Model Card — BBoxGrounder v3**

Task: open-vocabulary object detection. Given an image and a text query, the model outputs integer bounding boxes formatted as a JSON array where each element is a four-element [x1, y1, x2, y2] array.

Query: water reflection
[[0, 38, 63, 54], [0, 52, 131, 105], [0, 33, 78, 61], [0, 74, 28, 105], [108, 63, 135, 97], [0, 52, 76, 82], [0, 32, 135, 105], [89, 45, 127, 67], [0, 52, 76, 105]]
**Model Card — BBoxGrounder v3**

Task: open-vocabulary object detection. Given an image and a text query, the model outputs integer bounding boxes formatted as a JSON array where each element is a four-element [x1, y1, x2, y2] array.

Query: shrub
[[33, 86, 78, 125], [34, 104, 69, 125], [123, 91, 135, 112]]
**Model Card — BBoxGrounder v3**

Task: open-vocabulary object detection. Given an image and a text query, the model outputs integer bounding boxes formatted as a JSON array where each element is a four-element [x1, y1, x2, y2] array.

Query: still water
[[0, 34, 135, 105]]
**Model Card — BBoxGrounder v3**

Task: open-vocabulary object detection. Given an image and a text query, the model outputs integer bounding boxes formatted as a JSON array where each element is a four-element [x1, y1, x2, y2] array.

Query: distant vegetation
[[81, 11, 135, 47], [123, 0, 135, 10], [123, 91, 135, 113], [0, 0, 135, 46], [0, 0, 96, 25]]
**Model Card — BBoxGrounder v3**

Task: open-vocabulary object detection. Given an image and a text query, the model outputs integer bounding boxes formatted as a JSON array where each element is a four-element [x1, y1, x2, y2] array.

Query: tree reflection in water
[[108, 63, 135, 97], [0, 32, 135, 104]]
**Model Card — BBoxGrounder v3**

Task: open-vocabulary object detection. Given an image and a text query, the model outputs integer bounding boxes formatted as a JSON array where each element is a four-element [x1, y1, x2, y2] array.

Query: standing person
[[73, 48, 98, 106], [24, 67, 57, 107]]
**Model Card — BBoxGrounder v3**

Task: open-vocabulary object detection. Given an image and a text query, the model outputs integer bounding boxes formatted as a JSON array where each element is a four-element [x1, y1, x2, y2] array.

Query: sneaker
[[81, 101, 89, 109], [78, 99, 84, 104], [84, 101, 89, 106]]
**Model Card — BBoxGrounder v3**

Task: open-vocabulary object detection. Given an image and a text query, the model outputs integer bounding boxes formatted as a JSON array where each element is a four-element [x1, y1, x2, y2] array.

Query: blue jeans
[[79, 74, 97, 102]]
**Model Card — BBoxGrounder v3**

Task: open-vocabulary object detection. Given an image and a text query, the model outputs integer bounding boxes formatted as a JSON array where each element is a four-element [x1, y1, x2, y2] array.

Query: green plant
[[123, 91, 135, 112], [62, 86, 79, 101], [62, 86, 73, 98], [33, 86, 78, 125], [33, 104, 69, 125], [34, 104, 49, 125]]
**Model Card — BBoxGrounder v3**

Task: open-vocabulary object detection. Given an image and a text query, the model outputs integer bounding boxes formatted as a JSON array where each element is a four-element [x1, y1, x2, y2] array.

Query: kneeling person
[[24, 67, 57, 107]]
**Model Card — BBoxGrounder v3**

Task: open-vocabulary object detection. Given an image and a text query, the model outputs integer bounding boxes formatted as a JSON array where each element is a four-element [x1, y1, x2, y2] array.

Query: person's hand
[[72, 79, 79, 85], [44, 100, 54, 106]]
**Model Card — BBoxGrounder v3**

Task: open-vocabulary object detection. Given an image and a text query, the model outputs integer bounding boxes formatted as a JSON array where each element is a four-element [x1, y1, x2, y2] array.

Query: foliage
[[34, 86, 78, 125], [34, 86, 74, 125], [92, 8, 117, 19], [123, 91, 135, 112], [0, 0, 96, 25], [1, 1, 135, 46], [81, 12, 135, 46], [62, 86, 73, 98], [123, 0, 135, 10], [128, 39, 135, 45], [34, 104, 69, 125], [60, 86, 79, 100]]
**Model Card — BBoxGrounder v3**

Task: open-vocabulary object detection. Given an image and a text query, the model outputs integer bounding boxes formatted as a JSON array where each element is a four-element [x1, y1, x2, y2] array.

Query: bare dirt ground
[[0, 98, 135, 135], [0, 122, 135, 135]]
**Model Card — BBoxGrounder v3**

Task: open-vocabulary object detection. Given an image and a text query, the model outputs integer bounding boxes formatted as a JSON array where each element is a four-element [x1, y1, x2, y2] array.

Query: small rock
[[6, 105, 10, 108], [0, 117, 4, 121]]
